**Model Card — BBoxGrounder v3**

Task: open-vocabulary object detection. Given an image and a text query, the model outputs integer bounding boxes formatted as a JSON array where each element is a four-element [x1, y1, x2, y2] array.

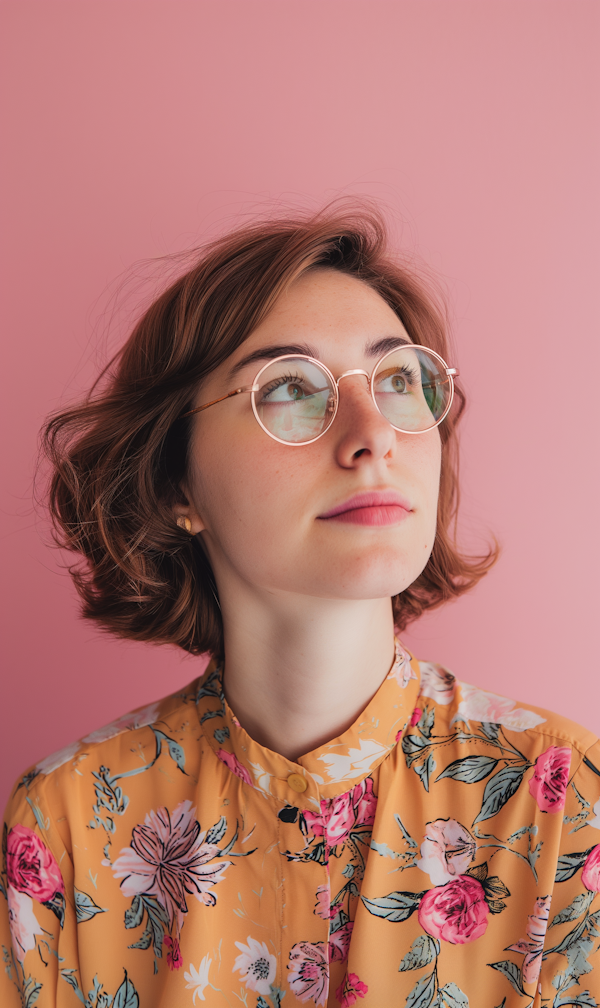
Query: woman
[[2, 206, 599, 1007]]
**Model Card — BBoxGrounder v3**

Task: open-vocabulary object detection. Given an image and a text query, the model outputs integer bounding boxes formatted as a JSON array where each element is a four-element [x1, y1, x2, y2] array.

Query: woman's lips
[[317, 491, 413, 527]]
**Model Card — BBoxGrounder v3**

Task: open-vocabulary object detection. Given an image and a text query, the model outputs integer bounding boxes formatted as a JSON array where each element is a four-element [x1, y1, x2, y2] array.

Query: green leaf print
[[545, 915, 589, 959], [398, 934, 439, 971], [553, 993, 597, 1007], [436, 755, 499, 785], [402, 733, 430, 766], [124, 895, 144, 929], [127, 923, 153, 950], [405, 970, 436, 1008], [479, 722, 500, 741], [473, 765, 528, 824], [60, 970, 86, 1004], [555, 848, 594, 883], [394, 813, 418, 848], [550, 891, 595, 927], [415, 753, 436, 792], [22, 976, 43, 1008], [125, 895, 168, 958], [153, 731, 186, 774], [486, 960, 525, 995], [41, 891, 65, 928], [361, 889, 426, 922], [436, 982, 469, 1007], [206, 816, 228, 844], [113, 971, 139, 1008], [417, 707, 435, 738], [588, 909, 600, 936], [562, 936, 595, 978], [74, 889, 107, 924]]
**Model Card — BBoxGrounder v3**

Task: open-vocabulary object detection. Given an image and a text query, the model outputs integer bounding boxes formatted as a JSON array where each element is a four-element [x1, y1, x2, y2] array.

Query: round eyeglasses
[[182, 345, 458, 445]]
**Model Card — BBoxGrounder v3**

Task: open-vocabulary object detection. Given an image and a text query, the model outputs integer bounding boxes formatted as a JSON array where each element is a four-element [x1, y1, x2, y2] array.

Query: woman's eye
[[377, 372, 411, 394], [263, 379, 307, 402]]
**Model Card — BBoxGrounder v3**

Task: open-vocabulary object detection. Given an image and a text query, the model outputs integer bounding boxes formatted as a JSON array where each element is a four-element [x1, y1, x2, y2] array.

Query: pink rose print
[[314, 884, 335, 920], [582, 845, 600, 892], [288, 941, 329, 1005], [215, 749, 253, 787], [163, 934, 183, 970], [335, 972, 368, 1007], [329, 922, 353, 963], [303, 777, 377, 848], [528, 746, 571, 813], [111, 800, 232, 926], [417, 819, 476, 886], [506, 895, 551, 983], [410, 708, 422, 727], [6, 825, 64, 902], [418, 876, 489, 944]]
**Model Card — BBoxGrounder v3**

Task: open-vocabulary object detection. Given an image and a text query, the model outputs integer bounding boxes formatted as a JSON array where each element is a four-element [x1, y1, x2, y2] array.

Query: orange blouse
[[2, 642, 600, 1007]]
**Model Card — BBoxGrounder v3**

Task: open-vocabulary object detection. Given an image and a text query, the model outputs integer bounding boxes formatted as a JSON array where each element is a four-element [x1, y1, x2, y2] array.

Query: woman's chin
[[288, 558, 426, 602]]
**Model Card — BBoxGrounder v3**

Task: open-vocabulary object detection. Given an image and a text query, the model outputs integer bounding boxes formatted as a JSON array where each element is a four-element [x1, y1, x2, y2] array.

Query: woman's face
[[182, 268, 442, 602]]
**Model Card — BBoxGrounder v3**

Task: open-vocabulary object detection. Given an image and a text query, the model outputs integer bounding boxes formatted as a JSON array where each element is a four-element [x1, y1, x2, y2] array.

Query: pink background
[[1, 1, 599, 814]]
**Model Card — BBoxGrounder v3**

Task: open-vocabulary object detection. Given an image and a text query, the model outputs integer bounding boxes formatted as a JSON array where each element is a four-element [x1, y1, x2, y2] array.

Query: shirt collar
[[195, 639, 421, 810]]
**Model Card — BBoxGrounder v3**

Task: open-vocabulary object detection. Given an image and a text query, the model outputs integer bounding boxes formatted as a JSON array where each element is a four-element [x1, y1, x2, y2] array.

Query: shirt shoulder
[[5, 675, 205, 817], [416, 659, 598, 762]]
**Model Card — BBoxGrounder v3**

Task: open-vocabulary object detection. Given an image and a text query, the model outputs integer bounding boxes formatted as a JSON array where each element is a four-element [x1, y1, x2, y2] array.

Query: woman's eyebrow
[[228, 335, 411, 381], [228, 343, 319, 380], [365, 335, 411, 357]]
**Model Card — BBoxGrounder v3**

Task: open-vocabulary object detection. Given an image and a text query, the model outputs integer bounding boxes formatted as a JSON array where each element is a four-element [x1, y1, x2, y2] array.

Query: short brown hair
[[43, 203, 497, 659]]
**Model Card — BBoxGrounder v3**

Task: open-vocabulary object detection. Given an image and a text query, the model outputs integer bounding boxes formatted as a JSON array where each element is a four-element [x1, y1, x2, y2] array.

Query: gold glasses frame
[[181, 344, 459, 446]]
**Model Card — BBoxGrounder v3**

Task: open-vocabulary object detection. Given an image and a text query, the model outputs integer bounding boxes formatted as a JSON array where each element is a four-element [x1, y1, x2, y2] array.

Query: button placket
[[287, 772, 308, 793]]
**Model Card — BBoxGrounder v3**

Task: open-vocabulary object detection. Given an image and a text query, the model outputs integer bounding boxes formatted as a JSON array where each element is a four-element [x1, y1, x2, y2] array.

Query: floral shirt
[[2, 643, 600, 1008]]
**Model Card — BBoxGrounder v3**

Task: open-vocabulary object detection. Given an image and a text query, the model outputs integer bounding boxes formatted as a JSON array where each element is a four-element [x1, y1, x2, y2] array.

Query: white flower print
[[233, 936, 277, 996], [387, 640, 417, 688], [416, 819, 477, 886], [7, 886, 43, 962], [82, 701, 161, 745], [317, 738, 390, 783], [184, 955, 212, 1003], [589, 797, 600, 830], [248, 760, 273, 799], [457, 682, 546, 732], [35, 740, 82, 775], [418, 662, 457, 706]]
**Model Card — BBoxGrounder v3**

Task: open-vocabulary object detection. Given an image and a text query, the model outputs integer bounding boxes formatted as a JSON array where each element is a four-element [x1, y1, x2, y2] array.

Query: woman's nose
[[333, 374, 397, 467]]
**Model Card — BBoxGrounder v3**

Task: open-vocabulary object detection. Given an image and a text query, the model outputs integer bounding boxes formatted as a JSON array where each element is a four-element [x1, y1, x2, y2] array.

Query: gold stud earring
[[176, 516, 193, 533]]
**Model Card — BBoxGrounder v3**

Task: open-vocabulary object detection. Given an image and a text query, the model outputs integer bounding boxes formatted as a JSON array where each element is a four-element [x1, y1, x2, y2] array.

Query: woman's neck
[[217, 578, 396, 762]]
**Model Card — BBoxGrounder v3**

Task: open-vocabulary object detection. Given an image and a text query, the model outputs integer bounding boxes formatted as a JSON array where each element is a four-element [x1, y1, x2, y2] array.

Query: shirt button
[[287, 773, 307, 793]]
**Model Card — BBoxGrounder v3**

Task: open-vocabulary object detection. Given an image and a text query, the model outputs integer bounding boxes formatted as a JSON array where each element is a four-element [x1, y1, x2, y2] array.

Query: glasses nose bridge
[[335, 368, 371, 390]]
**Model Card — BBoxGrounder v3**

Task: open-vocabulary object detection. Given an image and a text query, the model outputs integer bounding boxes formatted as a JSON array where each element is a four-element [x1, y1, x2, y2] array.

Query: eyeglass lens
[[253, 358, 336, 443], [252, 348, 452, 444], [372, 346, 451, 432]]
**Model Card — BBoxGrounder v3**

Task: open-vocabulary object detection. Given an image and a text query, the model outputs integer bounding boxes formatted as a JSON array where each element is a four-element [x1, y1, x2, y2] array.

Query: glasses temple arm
[[421, 368, 459, 390], [181, 385, 257, 418]]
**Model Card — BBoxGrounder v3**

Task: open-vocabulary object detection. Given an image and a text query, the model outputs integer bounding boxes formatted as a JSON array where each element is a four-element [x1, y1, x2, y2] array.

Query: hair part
[[43, 201, 498, 658]]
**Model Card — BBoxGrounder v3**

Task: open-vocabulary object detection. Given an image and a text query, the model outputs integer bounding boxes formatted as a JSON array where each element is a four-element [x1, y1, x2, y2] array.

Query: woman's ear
[[173, 482, 207, 535]]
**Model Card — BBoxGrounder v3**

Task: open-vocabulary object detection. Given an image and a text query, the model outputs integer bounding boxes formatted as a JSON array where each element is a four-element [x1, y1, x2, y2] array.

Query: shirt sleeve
[[1, 772, 80, 1008], [538, 738, 600, 1005]]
